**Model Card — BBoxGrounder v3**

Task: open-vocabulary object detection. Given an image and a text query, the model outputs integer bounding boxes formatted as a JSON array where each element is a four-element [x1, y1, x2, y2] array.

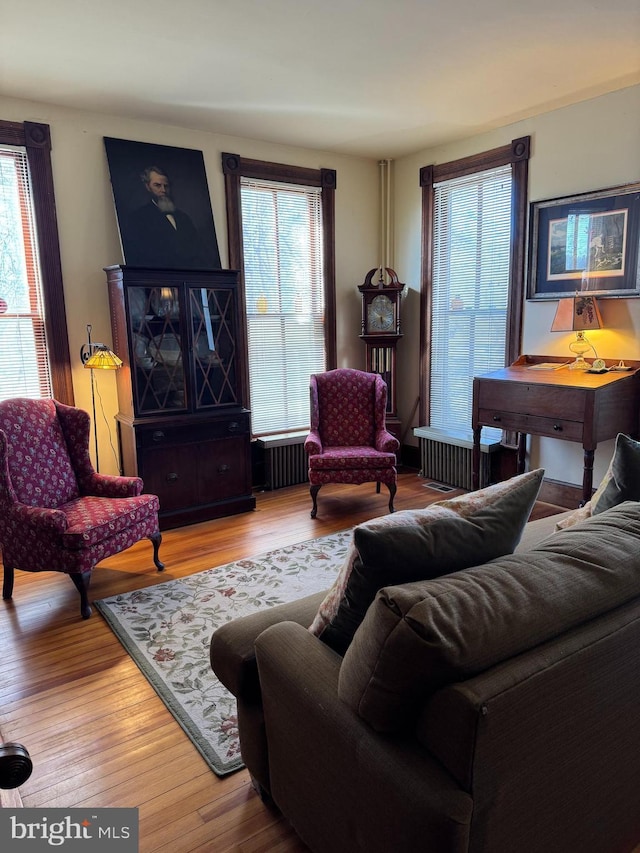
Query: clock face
[[367, 294, 395, 333]]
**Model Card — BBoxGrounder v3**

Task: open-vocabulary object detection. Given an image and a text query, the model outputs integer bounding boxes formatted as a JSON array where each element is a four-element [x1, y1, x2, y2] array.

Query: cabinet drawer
[[478, 408, 584, 441], [198, 437, 248, 501], [477, 382, 587, 420], [139, 445, 198, 512], [137, 416, 249, 449], [139, 435, 250, 510]]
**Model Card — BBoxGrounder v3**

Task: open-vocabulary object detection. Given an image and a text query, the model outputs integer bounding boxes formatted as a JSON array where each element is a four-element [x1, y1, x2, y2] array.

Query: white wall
[[3, 85, 639, 487], [394, 84, 640, 490], [0, 95, 379, 473]]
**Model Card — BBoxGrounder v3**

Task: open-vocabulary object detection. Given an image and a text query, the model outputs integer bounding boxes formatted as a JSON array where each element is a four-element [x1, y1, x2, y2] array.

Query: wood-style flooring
[[0, 473, 565, 851]]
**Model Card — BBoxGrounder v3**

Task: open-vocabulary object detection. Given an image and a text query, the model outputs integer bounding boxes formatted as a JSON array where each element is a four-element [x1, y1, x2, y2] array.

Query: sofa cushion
[[554, 499, 592, 531], [591, 432, 640, 514], [338, 501, 640, 732], [310, 469, 544, 655], [556, 432, 640, 530]]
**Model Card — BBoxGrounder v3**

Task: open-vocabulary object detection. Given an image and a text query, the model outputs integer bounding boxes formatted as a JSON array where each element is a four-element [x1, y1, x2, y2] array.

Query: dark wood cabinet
[[106, 265, 255, 528]]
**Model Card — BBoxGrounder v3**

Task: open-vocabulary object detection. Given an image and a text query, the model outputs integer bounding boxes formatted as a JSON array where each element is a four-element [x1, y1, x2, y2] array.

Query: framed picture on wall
[[104, 137, 221, 270], [527, 182, 640, 299]]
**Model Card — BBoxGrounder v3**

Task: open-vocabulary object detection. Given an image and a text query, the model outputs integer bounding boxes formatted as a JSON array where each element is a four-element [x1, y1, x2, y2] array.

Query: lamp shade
[[550, 295, 603, 333], [83, 346, 123, 370]]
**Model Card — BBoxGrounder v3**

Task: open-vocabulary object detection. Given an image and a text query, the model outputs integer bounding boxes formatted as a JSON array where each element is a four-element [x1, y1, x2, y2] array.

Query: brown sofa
[[210, 502, 640, 853]]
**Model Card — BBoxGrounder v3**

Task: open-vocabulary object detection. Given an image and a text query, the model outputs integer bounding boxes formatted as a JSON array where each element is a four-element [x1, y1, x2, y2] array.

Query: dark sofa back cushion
[[338, 501, 640, 732]]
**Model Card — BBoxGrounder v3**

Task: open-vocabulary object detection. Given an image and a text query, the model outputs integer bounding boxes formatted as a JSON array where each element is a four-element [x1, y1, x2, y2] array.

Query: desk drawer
[[478, 409, 584, 441], [477, 382, 587, 420]]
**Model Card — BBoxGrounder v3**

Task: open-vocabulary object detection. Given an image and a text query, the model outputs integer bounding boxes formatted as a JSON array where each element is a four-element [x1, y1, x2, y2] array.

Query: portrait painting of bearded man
[[104, 137, 221, 270]]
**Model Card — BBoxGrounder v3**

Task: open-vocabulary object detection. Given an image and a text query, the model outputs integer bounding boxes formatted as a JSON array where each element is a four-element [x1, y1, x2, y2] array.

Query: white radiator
[[257, 432, 309, 490], [413, 427, 501, 491]]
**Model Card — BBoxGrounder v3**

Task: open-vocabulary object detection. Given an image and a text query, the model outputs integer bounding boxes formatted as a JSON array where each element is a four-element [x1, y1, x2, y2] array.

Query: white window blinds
[[241, 177, 326, 435], [430, 164, 512, 440], [0, 145, 52, 400]]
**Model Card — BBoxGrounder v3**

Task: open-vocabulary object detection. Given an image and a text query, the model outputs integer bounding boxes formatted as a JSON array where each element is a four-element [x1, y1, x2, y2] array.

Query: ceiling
[[2, 0, 639, 159]]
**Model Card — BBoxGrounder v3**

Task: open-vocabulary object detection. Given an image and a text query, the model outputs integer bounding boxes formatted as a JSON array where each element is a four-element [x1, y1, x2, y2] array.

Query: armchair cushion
[[308, 447, 396, 471], [1, 398, 79, 508], [61, 493, 160, 549], [310, 469, 544, 655], [314, 369, 379, 447]]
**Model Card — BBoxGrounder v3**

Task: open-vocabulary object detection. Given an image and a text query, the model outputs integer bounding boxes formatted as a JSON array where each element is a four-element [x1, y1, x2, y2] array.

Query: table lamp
[[550, 294, 603, 370]]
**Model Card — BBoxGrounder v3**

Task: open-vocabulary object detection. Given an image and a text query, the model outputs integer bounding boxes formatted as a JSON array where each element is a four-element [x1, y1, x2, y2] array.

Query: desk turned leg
[[472, 427, 481, 491], [582, 448, 595, 507], [517, 434, 527, 474]]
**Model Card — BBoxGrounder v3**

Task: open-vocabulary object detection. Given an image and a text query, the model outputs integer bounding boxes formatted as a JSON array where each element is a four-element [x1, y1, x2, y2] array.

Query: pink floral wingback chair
[[304, 368, 399, 518], [0, 398, 164, 619]]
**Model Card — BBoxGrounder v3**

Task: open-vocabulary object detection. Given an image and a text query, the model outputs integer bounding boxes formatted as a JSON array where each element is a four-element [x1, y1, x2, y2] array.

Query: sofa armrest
[[210, 590, 326, 701], [255, 622, 472, 853]]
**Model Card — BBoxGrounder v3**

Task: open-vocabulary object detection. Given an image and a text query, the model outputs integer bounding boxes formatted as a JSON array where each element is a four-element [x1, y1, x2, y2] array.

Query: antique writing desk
[[472, 356, 640, 504]]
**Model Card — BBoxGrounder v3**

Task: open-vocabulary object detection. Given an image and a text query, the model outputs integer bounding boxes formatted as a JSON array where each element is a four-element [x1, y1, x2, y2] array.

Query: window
[[0, 121, 72, 404], [241, 178, 326, 434], [419, 138, 530, 435], [0, 146, 51, 398], [222, 154, 336, 437]]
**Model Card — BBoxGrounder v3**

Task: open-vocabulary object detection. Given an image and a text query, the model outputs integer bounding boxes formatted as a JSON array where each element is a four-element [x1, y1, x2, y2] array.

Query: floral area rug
[[94, 530, 351, 776]]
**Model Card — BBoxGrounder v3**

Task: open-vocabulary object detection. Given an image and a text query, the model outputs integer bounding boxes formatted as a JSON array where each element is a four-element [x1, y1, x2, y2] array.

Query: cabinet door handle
[[227, 421, 240, 433], [218, 464, 231, 474], [553, 423, 563, 432], [152, 430, 165, 442], [166, 472, 179, 483], [492, 414, 502, 423]]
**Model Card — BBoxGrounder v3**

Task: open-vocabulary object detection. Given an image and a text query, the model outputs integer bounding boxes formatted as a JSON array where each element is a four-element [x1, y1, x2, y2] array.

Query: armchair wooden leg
[[387, 482, 397, 513], [69, 570, 92, 620], [310, 485, 321, 519], [3, 565, 15, 600], [150, 532, 165, 571]]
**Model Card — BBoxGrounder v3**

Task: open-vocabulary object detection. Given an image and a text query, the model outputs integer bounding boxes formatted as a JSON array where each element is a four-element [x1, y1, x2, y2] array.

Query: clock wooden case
[[358, 268, 404, 438], [106, 265, 255, 529]]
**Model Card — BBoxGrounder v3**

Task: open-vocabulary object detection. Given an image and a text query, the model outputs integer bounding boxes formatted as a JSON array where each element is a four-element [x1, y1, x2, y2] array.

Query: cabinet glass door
[[189, 286, 239, 409], [127, 285, 188, 413]]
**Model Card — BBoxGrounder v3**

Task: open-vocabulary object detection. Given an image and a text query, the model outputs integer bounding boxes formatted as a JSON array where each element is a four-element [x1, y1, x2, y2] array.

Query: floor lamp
[[79, 324, 122, 472]]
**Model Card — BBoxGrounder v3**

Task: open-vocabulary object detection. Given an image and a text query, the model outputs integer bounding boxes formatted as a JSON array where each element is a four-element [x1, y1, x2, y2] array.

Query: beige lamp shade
[[550, 295, 603, 332]]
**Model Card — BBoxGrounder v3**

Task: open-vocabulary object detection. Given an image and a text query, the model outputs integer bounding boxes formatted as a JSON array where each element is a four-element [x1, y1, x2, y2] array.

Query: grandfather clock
[[358, 267, 404, 443]]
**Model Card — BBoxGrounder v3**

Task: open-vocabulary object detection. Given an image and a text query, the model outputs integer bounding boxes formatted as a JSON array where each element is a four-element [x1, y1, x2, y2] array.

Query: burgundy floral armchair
[[0, 398, 164, 619], [304, 368, 399, 518]]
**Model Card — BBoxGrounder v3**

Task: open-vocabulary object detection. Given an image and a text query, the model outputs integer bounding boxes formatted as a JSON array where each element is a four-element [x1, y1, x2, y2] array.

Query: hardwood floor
[[0, 473, 565, 851]]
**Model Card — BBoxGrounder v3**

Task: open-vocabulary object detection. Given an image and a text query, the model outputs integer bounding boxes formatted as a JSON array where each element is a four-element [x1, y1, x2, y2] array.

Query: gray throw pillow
[[318, 468, 544, 655], [592, 433, 640, 515]]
